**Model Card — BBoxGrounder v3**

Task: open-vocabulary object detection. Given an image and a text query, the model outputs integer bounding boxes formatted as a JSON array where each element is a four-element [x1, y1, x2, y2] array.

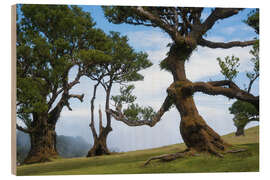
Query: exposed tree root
[[225, 149, 247, 153], [144, 149, 198, 166], [143, 147, 248, 166], [144, 152, 185, 166]]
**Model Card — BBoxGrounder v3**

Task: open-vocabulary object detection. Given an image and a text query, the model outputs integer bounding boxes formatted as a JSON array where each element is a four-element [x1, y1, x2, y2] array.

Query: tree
[[103, 6, 259, 159], [16, 5, 111, 164], [218, 10, 259, 136], [229, 100, 259, 136], [85, 32, 152, 157]]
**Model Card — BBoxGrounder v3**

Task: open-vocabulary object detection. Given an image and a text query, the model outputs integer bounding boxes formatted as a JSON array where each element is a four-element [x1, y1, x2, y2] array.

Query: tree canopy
[[16, 5, 111, 132]]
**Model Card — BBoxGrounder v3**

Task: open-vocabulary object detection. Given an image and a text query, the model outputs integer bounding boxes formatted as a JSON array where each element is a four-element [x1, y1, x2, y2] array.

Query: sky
[[16, 5, 259, 152]]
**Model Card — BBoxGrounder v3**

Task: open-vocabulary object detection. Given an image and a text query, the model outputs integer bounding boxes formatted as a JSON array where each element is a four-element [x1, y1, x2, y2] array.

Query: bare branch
[[106, 95, 173, 127], [183, 81, 259, 110], [247, 73, 259, 93], [47, 66, 82, 110], [133, 7, 176, 37], [69, 94, 84, 102], [198, 38, 256, 49], [201, 8, 243, 34], [99, 104, 103, 134], [207, 80, 241, 90], [89, 82, 101, 140], [16, 124, 32, 134]]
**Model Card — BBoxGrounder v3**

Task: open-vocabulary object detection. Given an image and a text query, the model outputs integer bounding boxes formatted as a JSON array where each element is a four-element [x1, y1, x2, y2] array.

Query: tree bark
[[86, 128, 111, 157], [235, 126, 245, 136], [166, 52, 229, 156], [87, 107, 112, 157], [87, 84, 112, 157], [23, 115, 58, 164]]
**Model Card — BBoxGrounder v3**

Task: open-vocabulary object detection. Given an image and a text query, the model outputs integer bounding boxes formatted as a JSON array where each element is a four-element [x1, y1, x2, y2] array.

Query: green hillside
[[17, 126, 259, 175]]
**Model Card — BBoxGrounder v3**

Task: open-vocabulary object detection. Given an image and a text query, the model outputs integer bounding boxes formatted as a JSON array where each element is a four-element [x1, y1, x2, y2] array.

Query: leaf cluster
[[217, 55, 240, 81], [85, 31, 152, 86], [244, 9, 259, 34], [111, 85, 156, 121]]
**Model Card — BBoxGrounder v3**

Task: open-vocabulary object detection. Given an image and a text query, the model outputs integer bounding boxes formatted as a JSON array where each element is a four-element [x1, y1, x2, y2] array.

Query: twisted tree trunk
[[235, 126, 245, 136], [166, 52, 229, 156], [23, 114, 58, 164]]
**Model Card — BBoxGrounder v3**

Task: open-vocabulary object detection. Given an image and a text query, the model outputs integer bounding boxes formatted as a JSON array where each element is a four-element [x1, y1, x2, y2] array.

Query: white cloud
[[132, 65, 173, 98], [61, 108, 90, 118], [186, 45, 253, 81], [221, 26, 236, 35], [126, 30, 171, 50]]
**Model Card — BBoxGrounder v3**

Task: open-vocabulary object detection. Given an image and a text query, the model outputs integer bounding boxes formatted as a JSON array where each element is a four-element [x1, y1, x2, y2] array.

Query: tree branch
[[89, 82, 100, 140], [106, 95, 173, 127], [69, 94, 84, 102], [247, 73, 259, 93], [201, 8, 243, 34], [133, 7, 176, 38], [198, 38, 256, 49], [16, 124, 32, 134], [183, 81, 259, 110], [207, 80, 241, 90]]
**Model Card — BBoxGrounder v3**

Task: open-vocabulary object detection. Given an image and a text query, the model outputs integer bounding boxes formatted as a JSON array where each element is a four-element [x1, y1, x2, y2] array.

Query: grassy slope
[[17, 126, 259, 175]]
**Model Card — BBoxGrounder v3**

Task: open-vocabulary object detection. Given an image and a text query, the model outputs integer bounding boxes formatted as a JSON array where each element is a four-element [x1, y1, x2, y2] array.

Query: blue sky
[[18, 6, 259, 152]]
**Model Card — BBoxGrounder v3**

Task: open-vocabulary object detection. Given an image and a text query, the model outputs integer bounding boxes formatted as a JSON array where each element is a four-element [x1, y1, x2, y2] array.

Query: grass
[[17, 126, 259, 175]]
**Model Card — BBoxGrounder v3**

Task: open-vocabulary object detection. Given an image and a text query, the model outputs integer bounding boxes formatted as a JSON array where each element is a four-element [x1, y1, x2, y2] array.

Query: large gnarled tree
[[85, 32, 152, 157], [103, 6, 259, 158], [16, 5, 111, 163]]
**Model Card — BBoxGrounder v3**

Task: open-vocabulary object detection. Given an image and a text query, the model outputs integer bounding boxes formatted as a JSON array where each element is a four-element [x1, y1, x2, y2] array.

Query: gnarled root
[[225, 149, 247, 153], [144, 149, 197, 166]]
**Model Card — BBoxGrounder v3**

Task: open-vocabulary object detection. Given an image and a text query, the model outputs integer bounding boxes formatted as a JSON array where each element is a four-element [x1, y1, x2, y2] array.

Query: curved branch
[[207, 80, 241, 90], [69, 94, 84, 102], [198, 38, 256, 49], [16, 124, 32, 134], [183, 81, 259, 110], [247, 73, 259, 93], [106, 95, 173, 127], [133, 7, 175, 37], [201, 8, 243, 34]]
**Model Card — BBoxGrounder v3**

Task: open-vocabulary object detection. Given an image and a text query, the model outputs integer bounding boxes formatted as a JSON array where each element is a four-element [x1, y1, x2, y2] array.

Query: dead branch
[[106, 95, 173, 127]]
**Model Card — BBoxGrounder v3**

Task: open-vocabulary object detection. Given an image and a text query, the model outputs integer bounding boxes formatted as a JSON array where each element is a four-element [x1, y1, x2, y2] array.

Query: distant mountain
[[16, 130, 92, 163]]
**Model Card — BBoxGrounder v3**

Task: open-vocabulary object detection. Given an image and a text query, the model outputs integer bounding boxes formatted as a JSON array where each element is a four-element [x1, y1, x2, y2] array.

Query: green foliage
[[111, 85, 137, 106], [229, 100, 259, 128], [217, 55, 240, 81], [103, 6, 149, 26], [244, 9, 259, 34], [123, 104, 155, 121], [246, 41, 259, 88], [111, 85, 156, 121], [16, 5, 110, 126], [85, 31, 152, 84]]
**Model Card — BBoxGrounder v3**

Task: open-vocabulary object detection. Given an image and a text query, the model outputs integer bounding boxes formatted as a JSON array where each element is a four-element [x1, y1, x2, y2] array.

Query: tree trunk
[[23, 117, 58, 164], [86, 127, 112, 157], [87, 91, 112, 157], [167, 52, 229, 155], [235, 126, 245, 136]]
